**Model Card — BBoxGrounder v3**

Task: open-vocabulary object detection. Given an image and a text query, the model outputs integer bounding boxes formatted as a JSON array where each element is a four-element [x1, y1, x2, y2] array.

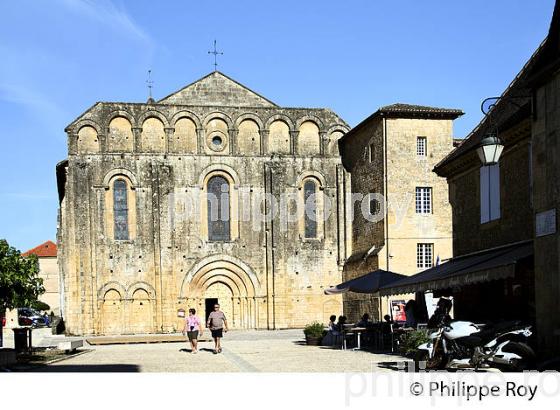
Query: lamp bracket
[[481, 95, 532, 116]]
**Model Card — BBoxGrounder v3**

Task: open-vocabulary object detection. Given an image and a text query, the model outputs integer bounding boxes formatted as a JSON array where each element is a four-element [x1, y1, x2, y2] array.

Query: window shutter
[[490, 164, 501, 220], [480, 166, 490, 223]]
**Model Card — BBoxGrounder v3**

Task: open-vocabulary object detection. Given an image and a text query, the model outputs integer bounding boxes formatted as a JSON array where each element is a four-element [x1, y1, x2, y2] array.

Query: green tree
[[0, 239, 45, 313]]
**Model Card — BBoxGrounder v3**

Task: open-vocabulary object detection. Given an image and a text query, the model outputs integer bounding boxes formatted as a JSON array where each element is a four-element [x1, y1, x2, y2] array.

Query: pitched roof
[[22, 240, 57, 258], [158, 71, 278, 107], [339, 102, 463, 154], [527, 0, 560, 85], [378, 103, 464, 118]]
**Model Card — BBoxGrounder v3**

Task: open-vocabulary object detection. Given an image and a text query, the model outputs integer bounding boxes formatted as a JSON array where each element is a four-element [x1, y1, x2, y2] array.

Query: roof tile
[[22, 240, 57, 258]]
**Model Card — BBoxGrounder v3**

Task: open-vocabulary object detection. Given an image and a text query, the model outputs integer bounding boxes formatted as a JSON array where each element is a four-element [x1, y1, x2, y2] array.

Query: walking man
[[207, 303, 228, 354]]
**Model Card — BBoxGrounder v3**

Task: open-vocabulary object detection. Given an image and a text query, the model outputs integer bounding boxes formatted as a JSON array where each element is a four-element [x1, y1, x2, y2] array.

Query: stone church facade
[[57, 71, 351, 335]]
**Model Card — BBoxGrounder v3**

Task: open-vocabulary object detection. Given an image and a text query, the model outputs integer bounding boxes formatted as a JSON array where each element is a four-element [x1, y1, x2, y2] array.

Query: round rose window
[[212, 136, 223, 146]]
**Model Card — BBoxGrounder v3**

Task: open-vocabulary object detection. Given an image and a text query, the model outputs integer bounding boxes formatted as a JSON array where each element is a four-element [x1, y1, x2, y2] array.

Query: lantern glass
[[477, 134, 504, 166]]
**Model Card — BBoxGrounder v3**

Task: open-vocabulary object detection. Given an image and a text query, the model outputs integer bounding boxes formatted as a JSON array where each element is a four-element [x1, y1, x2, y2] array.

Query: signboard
[[390, 300, 406, 322], [424, 293, 454, 320], [424, 292, 439, 319], [536, 209, 556, 237], [177, 308, 186, 318]]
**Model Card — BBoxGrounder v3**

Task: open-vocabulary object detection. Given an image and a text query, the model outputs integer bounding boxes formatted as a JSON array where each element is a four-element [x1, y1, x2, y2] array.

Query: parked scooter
[[415, 320, 535, 371]]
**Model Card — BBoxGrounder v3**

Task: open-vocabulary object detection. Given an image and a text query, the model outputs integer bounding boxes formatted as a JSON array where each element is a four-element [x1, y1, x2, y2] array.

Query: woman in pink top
[[183, 308, 203, 353]]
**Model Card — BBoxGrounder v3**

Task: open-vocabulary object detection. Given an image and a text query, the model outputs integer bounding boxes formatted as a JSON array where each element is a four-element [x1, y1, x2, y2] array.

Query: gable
[[158, 71, 277, 107], [22, 240, 57, 258]]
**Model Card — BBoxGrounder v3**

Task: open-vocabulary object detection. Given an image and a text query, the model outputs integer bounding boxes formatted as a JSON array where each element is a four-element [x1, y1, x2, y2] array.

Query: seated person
[[328, 315, 337, 330], [356, 313, 372, 328], [322, 314, 341, 346], [337, 315, 347, 331], [404, 300, 418, 329], [382, 314, 401, 332]]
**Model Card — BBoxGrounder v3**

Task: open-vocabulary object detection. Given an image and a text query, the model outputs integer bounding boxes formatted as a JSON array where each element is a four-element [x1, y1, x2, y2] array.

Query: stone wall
[[38, 257, 60, 316], [58, 81, 351, 335], [340, 113, 457, 321], [383, 118, 454, 275], [532, 72, 560, 357], [447, 120, 533, 257]]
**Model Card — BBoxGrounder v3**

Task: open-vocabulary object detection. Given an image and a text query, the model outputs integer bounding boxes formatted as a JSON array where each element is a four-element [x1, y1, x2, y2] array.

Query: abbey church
[[57, 71, 352, 335]]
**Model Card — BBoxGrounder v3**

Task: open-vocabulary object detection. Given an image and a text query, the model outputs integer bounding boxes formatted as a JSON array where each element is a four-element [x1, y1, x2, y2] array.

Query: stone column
[[68, 132, 78, 155], [196, 128, 205, 154], [98, 132, 107, 153], [239, 297, 244, 328], [164, 127, 174, 153], [319, 131, 327, 156], [290, 130, 299, 156], [123, 297, 131, 334], [132, 127, 142, 153], [229, 128, 238, 155], [260, 129, 269, 155], [230, 296, 236, 328]]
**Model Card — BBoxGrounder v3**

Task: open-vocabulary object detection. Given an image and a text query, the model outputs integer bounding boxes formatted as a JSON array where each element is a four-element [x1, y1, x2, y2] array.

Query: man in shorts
[[207, 303, 228, 354]]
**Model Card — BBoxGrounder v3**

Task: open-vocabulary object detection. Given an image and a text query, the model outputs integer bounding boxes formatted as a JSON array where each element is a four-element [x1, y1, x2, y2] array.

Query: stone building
[[524, 0, 560, 358], [428, 56, 535, 325], [23, 241, 60, 315], [338, 104, 462, 321], [5, 240, 59, 328], [381, 0, 560, 359], [56, 71, 351, 335]]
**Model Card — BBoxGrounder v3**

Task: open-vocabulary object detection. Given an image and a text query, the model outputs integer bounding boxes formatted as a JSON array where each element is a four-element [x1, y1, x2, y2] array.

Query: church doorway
[[205, 298, 218, 322], [203, 282, 233, 326], [181, 257, 259, 329]]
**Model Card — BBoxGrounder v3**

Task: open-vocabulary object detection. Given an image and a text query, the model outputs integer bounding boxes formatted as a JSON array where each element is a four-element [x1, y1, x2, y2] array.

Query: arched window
[[207, 176, 230, 241], [303, 179, 318, 239], [113, 179, 129, 240]]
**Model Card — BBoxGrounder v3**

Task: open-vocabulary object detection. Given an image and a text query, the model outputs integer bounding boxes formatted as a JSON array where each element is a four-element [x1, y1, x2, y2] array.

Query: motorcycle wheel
[[503, 342, 536, 372], [414, 350, 448, 371]]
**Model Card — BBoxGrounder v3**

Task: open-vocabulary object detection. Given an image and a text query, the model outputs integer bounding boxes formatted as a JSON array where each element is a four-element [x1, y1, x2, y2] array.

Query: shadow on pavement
[[377, 361, 413, 372], [31, 364, 140, 372]]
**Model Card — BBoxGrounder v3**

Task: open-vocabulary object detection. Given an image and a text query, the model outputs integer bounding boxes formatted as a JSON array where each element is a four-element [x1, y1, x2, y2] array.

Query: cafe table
[[342, 325, 367, 350]]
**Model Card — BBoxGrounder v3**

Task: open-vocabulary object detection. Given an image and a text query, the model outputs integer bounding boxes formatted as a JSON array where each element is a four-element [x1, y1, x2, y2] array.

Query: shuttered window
[[480, 165, 501, 223]]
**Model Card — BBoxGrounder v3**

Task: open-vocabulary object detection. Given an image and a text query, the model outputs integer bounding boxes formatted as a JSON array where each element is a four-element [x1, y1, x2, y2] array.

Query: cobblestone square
[[8, 329, 410, 372]]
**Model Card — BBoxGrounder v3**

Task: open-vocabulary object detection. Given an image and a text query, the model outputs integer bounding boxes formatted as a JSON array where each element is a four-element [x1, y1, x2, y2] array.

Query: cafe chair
[[342, 329, 355, 350]]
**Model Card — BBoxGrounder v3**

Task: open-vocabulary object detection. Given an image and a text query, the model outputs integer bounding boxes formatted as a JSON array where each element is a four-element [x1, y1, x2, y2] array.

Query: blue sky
[[0, 0, 555, 252]]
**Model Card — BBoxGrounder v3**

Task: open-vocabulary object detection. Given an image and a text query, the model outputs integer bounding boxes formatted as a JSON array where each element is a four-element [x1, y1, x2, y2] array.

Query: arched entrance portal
[[203, 282, 234, 324], [181, 257, 260, 329]]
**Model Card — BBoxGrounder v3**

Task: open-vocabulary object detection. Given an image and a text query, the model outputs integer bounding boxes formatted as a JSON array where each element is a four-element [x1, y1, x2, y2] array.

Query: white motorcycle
[[415, 320, 535, 371]]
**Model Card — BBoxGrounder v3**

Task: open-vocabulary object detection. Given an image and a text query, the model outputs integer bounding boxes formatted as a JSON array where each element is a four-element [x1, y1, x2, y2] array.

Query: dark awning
[[324, 269, 407, 295], [379, 241, 533, 296]]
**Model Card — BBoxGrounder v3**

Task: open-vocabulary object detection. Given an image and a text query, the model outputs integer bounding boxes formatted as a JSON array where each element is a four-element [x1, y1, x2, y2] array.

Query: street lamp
[[478, 97, 508, 166], [477, 131, 504, 166]]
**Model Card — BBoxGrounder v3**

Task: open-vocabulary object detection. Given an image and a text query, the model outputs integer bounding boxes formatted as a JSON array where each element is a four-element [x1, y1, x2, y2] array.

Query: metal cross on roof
[[208, 40, 223, 71], [146, 69, 154, 98]]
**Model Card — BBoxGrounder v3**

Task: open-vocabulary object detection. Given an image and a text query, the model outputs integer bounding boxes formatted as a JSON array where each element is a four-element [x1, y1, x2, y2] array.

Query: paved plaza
[[2, 328, 411, 372]]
